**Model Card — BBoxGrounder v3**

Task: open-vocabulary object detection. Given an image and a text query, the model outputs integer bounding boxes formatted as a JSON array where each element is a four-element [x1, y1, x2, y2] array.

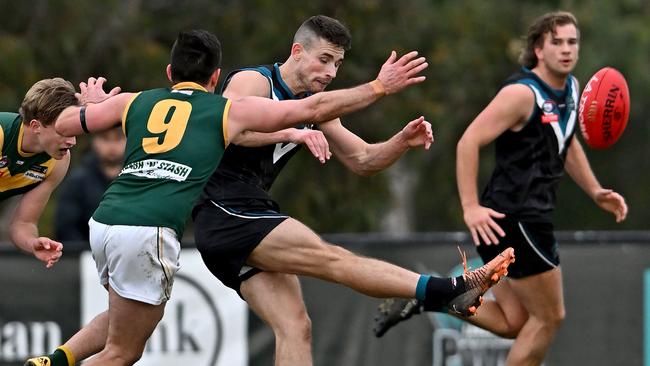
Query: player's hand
[[400, 116, 433, 150], [76, 77, 122, 105], [593, 188, 628, 223], [30, 237, 63, 269], [287, 129, 331, 164], [375, 51, 428, 94], [463, 205, 506, 246]]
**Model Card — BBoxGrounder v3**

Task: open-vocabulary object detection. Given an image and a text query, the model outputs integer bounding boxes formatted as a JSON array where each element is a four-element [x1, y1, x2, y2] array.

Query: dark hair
[[170, 30, 222, 84], [519, 11, 579, 69], [294, 15, 352, 51], [20, 78, 77, 126]]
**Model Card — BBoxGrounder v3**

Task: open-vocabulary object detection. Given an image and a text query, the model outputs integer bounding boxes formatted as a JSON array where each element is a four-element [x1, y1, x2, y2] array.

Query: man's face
[[92, 127, 126, 166], [536, 23, 580, 77], [35, 122, 76, 160], [296, 37, 345, 93]]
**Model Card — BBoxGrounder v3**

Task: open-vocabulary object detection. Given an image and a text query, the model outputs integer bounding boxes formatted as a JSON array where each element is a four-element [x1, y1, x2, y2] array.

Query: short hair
[[19, 78, 77, 126], [293, 15, 352, 51], [170, 29, 222, 84], [519, 11, 579, 69]]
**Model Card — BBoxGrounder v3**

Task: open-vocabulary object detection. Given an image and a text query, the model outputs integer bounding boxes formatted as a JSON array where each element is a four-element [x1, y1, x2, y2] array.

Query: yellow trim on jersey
[[222, 98, 232, 147], [0, 123, 4, 152], [17, 123, 37, 157], [0, 159, 56, 192], [172, 82, 208, 92], [121, 92, 142, 136]]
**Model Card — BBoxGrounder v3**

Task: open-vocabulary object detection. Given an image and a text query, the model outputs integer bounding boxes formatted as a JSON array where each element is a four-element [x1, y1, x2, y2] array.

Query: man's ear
[[166, 64, 173, 83], [291, 43, 304, 62], [28, 119, 42, 132]]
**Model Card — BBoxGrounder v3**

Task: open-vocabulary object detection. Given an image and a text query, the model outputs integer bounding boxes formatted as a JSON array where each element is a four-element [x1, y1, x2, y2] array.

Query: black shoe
[[373, 298, 423, 337]]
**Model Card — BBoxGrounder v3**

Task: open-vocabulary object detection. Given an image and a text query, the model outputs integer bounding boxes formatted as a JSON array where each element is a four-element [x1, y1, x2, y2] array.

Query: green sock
[[50, 348, 71, 366]]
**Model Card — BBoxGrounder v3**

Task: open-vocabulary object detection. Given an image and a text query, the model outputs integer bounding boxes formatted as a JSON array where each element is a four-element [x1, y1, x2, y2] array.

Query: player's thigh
[[508, 267, 565, 320], [248, 218, 332, 271], [241, 272, 309, 330]]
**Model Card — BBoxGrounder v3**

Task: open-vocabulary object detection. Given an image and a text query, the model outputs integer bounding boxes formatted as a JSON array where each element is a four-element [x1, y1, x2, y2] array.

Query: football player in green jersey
[[26, 29, 429, 366], [1, 78, 82, 267]]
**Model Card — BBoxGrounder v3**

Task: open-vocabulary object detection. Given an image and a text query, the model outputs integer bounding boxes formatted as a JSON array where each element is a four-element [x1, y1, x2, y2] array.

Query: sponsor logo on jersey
[[542, 114, 559, 123], [120, 159, 192, 181], [0, 155, 9, 168], [23, 170, 45, 181], [28, 164, 48, 174], [542, 100, 556, 113]]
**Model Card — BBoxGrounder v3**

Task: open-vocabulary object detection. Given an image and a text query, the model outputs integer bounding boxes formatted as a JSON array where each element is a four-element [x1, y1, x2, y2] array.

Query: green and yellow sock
[[50, 345, 75, 366]]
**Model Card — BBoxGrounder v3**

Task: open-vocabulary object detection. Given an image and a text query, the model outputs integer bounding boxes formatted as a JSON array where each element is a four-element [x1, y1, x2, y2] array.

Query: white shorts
[[88, 218, 181, 305]]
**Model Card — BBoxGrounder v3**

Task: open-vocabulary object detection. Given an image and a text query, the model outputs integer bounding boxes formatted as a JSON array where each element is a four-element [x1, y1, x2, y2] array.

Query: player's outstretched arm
[[320, 116, 432, 176], [56, 92, 135, 137], [9, 154, 70, 268], [564, 138, 628, 222]]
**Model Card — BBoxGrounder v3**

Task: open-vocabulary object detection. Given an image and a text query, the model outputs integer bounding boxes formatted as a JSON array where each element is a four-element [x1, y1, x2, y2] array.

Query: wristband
[[369, 80, 386, 96], [80, 106, 89, 133]]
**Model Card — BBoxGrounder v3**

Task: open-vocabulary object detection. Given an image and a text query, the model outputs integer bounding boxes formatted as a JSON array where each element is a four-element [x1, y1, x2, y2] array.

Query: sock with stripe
[[415, 274, 466, 311]]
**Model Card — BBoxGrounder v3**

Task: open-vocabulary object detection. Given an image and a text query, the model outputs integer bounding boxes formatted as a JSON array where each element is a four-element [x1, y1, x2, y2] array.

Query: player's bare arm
[[227, 50, 428, 143], [320, 116, 432, 176], [225, 71, 332, 163], [10, 154, 70, 268], [55, 92, 135, 137], [457, 84, 534, 245], [564, 137, 628, 222]]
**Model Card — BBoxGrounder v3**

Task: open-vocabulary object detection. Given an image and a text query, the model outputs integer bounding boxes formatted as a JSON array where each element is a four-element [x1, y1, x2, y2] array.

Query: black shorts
[[192, 199, 288, 293], [476, 218, 559, 278]]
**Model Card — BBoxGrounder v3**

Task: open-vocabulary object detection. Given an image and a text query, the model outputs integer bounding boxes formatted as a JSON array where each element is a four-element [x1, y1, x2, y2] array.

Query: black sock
[[421, 275, 466, 311]]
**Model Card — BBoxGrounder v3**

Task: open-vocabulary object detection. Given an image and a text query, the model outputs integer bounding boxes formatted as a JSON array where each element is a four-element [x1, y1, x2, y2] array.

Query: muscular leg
[[248, 218, 420, 298], [241, 272, 312, 366], [504, 267, 565, 365], [84, 286, 166, 366]]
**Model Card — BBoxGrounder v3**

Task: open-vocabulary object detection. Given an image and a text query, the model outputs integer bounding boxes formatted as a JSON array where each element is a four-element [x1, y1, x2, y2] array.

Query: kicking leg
[[241, 272, 312, 366], [249, 219, 513, 314]]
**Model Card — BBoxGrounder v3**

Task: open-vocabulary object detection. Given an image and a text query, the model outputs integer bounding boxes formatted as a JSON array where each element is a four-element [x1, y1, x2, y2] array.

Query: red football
[[578, 67, 630, 149]]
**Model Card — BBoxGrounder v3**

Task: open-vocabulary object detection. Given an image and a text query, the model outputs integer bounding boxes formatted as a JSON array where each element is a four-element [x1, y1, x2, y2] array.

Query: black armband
[[80, 106, 90, 133]]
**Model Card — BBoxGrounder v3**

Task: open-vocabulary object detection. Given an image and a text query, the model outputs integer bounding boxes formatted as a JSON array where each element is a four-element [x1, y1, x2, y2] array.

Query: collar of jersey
[[17, 122, 37, 157], [172, 82, 208, 92]]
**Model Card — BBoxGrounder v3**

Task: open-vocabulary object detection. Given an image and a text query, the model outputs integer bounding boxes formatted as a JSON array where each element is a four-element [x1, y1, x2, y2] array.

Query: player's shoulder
[[224, 70, 271, 99]]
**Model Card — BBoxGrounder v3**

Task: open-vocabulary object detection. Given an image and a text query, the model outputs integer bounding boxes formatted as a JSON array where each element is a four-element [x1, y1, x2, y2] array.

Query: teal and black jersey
[[0, 112, 57, 201], [201, 63, 313, 202], [92, 82, 230, 237], [481, 68, 579, 222]]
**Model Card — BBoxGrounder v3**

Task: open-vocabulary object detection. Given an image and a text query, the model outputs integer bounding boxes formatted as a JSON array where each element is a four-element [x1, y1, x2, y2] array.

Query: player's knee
[[548, 307, 566, 330], [276, 309, 312, 343]]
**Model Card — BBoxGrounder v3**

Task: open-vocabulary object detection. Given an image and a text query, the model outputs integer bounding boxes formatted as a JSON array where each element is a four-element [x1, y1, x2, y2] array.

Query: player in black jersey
[[193, 15, 514, 365], [374, 11, 628, 365]]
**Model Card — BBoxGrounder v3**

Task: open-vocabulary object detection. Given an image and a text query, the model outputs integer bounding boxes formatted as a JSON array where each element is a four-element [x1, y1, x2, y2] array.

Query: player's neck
[[532, 66, 568, 90], [19, 125, 42, 154], [278, 61, 308, 96]]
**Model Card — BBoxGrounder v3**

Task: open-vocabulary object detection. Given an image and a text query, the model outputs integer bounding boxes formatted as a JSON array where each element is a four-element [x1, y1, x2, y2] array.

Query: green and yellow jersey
[[92, 82, 231, 237], [0, 112, 57, 201]]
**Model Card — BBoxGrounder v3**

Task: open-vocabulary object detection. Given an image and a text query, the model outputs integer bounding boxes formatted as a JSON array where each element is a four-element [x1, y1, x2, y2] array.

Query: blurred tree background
[[0, 0, 647, 237]]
